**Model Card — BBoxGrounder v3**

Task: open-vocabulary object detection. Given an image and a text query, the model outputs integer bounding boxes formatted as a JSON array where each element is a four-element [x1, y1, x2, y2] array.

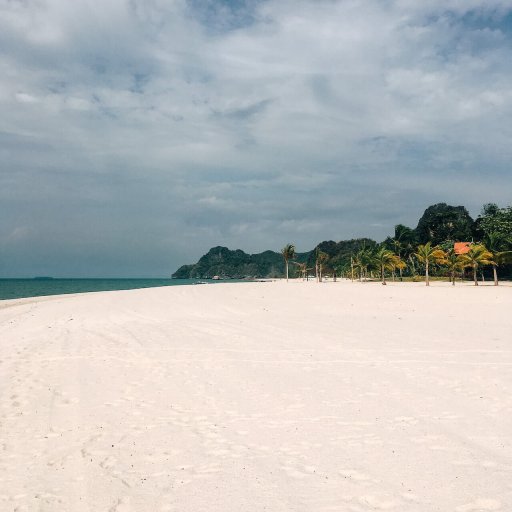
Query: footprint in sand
[[193, 462, 222, 478], [282, 465, 307, 479], [109, 497, 132, 512], [99, 455, 117, 470], [280, 458, 318, 479], [57, 396, 79, 407], [400, 492, 420, 503]]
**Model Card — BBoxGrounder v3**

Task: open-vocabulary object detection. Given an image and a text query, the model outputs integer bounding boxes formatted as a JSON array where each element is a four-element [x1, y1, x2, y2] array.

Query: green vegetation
[[172, 246, 291, 279], [281, 244, 296, 282], [482, 232, 512, 286], [373, 248, 400, 286], [458, 245, 494, 286], [415, 203, 474, 245], [315, 250, 329, 282], [441, 249, 465, 286], [414, 242, 446, 286], [172, 202, 512, 283], [474, 204, 512, 239]]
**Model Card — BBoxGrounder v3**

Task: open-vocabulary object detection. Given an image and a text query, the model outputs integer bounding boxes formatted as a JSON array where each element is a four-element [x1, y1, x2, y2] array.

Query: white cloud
[[15, 92, 38, 103]]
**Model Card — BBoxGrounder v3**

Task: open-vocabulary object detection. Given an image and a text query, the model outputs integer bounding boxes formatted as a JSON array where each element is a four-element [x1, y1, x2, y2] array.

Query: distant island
[[172, 246, 299, 279], [172, 202, 512, 281]]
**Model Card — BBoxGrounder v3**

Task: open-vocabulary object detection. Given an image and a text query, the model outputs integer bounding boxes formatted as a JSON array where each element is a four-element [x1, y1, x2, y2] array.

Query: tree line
[[281, 203, 512, 286]]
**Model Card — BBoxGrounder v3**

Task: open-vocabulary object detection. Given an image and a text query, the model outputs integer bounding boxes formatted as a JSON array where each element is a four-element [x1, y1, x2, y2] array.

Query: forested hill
[[172, 246, 310, 279], [172, 202, 512, 279], [172, 240, 376, 279]]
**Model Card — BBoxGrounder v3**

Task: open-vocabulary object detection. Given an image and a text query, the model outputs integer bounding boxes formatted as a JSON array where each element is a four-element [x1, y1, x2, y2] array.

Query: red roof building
[[454, 242, 472, 255]]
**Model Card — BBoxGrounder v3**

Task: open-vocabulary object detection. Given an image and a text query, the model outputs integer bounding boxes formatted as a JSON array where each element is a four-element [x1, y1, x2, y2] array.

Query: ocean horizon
[[0, 278, 246, 301]]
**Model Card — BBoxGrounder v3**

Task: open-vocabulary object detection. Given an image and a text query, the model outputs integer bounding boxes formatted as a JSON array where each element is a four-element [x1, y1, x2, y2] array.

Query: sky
[[1, 0, 512, 277]]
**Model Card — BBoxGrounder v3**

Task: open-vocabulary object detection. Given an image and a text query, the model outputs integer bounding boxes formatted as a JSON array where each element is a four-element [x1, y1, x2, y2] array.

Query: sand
[[0, 280, 511, 511]]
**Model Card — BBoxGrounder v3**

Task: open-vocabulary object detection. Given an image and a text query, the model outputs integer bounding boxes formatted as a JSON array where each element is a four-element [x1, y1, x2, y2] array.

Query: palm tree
[[356, 247, 375, 281], [391, 239, 404, 280], [442, 249, 464, 285], [316, 250, 329, 282], [352, 253, 363, 281], [281, 244, 296, 282], [374, 248, 397, 285], [391, 256, 406, 282], [392, 224, 417, 280], [294, 261, 306, 281], [458, 244, 494, 286], [337, 263, 351, 281], [414, 242, 446, 286], [483, 233, 512, 286], [408, 253, 417, 278], [293, 261, 313, 281]]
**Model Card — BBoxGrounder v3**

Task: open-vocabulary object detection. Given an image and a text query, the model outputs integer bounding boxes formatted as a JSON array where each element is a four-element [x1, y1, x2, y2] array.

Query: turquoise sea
[[0, 278, 239, 301]]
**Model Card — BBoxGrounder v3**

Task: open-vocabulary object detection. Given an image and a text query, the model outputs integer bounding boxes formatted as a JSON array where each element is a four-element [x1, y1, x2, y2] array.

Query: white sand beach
[[0, 280, 511, 512]]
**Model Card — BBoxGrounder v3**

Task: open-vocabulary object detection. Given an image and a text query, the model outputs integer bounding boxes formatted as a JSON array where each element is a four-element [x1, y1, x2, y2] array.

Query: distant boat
[[212, 275, 221, 280], [194, 281, 207, 285]]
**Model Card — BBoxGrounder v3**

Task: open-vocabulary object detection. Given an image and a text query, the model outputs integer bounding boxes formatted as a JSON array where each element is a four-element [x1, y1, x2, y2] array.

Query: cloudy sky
[[1, 0, 511, 277]]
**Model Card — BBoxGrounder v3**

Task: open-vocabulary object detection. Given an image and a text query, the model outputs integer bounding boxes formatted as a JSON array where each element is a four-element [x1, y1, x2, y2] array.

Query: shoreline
[[0, 277, 256, 302], [1, 277, 510, 304]]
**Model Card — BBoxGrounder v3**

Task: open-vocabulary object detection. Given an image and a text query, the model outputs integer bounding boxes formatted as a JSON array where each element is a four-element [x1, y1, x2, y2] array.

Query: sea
[[0, 278, 241, 301]]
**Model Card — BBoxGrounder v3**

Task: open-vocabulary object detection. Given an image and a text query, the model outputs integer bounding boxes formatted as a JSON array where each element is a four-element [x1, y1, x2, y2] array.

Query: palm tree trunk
[[382, 264, 386, 285], [425, 261, 429, 286], [285, 261, 289, 282], [409, 257, 416, 277], [399, 266, 403, 282], [451, 271, 455, 285], [493, 265, 498, 286], [473, 265, 478, 286]]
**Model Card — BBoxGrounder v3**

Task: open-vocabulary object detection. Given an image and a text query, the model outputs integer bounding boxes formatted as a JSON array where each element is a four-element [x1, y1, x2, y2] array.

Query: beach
[[0, 280, 511, 511]]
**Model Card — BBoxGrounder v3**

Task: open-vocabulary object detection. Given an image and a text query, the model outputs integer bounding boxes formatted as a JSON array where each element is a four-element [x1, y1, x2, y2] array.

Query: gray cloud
[[1, 0, 512, 276]]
